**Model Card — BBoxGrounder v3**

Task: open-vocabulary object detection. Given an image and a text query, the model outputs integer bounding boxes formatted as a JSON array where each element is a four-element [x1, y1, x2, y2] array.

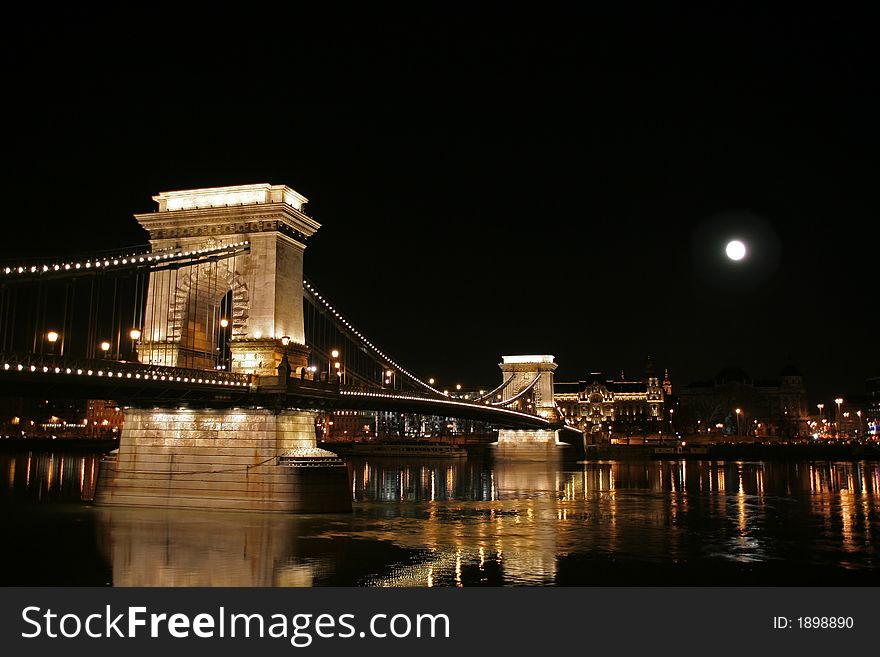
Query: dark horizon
[[1, 6, 877, 405]]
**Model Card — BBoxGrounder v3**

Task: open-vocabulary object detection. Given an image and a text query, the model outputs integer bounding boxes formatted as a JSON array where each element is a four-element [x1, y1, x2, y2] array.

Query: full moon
[[725, 240, 746, 261]]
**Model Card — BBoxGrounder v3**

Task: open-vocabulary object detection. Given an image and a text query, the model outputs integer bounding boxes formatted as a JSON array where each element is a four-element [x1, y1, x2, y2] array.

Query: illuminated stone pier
[[95, 184, 350, 513], [493, 355, 565, 461], [94, 408, 350, 513]]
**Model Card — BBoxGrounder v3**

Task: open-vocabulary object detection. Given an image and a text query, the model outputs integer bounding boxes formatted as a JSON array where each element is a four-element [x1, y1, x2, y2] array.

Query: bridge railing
[[0, 352, 252, 388]]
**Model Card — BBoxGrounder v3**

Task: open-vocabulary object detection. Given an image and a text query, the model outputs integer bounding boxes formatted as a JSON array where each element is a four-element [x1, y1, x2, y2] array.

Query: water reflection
[[343, 457, 880, 586], [96, 508, 324, 586], [2, 452, 880, 586], [1, 451, 99, 501]]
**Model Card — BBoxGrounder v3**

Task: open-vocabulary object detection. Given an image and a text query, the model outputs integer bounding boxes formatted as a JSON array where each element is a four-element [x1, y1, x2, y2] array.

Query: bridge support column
[[494, 429, 563, 461], [95, 407, 351, 513]]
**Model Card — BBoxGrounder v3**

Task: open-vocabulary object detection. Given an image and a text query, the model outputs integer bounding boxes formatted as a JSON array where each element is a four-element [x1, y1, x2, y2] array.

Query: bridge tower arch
[[135, 183, 318, 376]]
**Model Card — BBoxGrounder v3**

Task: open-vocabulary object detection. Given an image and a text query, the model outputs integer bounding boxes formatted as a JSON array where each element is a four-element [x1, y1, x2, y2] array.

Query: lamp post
[[46, 331, 59, 356], [329, 349, 339, 380], [216, 319, 230, 370], [835, 398, 844, 439], [129, 329, 141, 361], [100, 341, 111, 359], [735, 408, 742, 437], [278, 336, 291, 383], [857, 410, 863, 438]]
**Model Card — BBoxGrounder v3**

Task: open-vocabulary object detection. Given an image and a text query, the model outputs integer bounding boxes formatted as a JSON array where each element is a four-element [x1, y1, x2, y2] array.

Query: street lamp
[[428, 378, 435, 386], [46, 331, 59, 355], [128, 328, 142, 360], [100, 341, 111, 358], [735, 408, 741, 436], [219, 318, 229, 328], [835, 398, 844, 439], [277, 336, 291, 381]]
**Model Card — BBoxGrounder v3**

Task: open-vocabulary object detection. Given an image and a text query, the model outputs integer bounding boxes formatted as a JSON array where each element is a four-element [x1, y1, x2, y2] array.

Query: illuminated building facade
[[678, 366, 809, 437], [318, 410, 377, 442], [85, 400, 124, 436], [554, 359, 669, 435], [866, 376, 879, 436]]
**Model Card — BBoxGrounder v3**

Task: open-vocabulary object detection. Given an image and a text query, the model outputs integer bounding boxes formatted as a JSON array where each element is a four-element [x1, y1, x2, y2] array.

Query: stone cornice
[[135, 204, 320, 242], [499, 362, 558, 372]]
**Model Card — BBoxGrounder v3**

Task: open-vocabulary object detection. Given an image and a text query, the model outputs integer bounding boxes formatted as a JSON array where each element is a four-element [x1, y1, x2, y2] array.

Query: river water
[[2, 451, 879, 586]]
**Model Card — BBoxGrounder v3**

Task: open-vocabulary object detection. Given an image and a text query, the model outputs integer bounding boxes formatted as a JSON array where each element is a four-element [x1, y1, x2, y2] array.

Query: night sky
[[1, 6, 877, 403]]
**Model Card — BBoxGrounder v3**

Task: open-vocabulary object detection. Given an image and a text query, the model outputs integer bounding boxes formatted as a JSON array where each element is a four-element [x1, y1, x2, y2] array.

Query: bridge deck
[[0, 353, 552, 428]]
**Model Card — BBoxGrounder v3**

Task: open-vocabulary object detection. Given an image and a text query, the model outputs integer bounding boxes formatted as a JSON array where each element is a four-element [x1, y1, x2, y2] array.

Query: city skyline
[[1, 6, 877, 402]]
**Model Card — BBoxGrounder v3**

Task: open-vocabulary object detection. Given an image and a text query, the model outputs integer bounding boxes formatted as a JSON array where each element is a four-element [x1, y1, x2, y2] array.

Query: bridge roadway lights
[[94, 407, 351, 513]]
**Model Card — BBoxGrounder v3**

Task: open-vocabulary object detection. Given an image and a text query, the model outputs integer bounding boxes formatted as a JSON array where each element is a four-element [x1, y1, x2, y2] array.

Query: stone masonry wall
[[94, 408, 351, 513]]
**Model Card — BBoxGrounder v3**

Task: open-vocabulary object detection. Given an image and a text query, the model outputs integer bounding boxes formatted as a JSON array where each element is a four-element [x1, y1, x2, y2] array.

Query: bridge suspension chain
[[470, 375, 516, 403], [489, 372, 541, 408], [0, 240, 251, 371], [302, 280, 443, 396], [0, 242, 250, 283]]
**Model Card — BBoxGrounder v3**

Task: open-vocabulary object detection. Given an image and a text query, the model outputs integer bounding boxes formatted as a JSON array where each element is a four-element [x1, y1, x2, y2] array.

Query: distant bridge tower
[[495, 355, 564, 460], [134, 183, 318, 377], [498, 355, 560, 423]]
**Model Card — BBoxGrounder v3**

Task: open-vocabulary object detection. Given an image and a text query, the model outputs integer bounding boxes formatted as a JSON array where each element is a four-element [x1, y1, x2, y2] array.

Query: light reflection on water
[[1, 451, 99, 502], [1, 452, 879, 586]]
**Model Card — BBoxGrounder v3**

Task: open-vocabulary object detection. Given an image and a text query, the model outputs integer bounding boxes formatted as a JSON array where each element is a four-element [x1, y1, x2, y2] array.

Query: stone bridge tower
[[498, 355, 560, 423], [495, 355, 563, 460], [134, 183, 318, 377], [94, 184, 350, 514]]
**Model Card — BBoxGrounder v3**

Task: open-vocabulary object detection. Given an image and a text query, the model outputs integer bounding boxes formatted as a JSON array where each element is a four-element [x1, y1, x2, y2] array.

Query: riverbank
[[327, 441, 468, 458], [583, 441, 880, 461]]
